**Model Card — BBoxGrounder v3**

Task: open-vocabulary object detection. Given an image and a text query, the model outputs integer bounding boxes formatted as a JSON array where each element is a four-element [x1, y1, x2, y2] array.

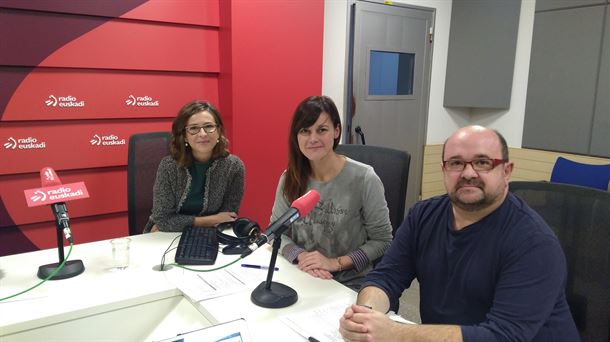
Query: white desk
[[0, 232, 356, 341], [194, 243, 357, 341]]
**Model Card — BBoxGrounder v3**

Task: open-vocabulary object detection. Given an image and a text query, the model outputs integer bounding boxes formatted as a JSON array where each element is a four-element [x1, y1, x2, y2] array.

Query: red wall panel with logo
[[2, 68, 219, 121], [0, 1, 222, 256], [0, 0, 324, 256]]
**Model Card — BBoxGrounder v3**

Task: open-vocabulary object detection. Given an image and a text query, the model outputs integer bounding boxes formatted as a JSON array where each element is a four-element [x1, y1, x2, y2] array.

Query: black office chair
[[509, 181, 610, 342], [127, 132, 171, 236], [335, 144, 410, 236]]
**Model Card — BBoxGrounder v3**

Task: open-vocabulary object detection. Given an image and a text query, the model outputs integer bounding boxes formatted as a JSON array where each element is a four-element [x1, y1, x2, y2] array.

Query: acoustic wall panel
[[0, 168, 127, 227], [523, 6, 606, 155], [0, 0, 147, 19], [0, 0, 219, 26], [121, 0, 220, 26], [0, 120, 172, 175], [1, 10, 219, 72], [591, 8, 610, 157], [1, 68, 218, 121], [1, 0, 222, 256], [535, 0, 605, 11], [443, 0, 521, 108]]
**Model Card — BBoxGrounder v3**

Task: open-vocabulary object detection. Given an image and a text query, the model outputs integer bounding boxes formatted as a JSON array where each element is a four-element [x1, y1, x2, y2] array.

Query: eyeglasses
[[185, 124, 217, 135], [443, 158, 507, 172]]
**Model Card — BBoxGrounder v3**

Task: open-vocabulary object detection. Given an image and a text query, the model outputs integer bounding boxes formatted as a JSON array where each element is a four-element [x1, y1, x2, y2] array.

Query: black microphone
[[355, 126, 366, 145], [24, 167, 89, 280], [51, 203, 73, 243], [39, 168, 74, 243], [241, 190, 320, 258]]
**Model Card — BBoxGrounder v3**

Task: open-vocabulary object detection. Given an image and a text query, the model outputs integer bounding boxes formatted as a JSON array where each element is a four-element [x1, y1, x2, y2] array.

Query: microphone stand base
[[251, 281, 297, 308], [37, 260, 85, 280], [152, 264, 174, 271]]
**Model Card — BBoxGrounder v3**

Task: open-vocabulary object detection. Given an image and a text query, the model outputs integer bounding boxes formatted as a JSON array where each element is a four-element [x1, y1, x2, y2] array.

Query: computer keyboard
[[175, 226, 219, 265]]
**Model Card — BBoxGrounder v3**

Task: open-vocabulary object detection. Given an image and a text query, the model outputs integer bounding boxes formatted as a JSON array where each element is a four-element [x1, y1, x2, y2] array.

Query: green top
[[180, 160, 210, 215]]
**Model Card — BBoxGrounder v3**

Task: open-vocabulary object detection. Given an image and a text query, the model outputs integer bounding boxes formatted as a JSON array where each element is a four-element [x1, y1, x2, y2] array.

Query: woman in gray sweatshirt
[[271, 96, 392, 290]]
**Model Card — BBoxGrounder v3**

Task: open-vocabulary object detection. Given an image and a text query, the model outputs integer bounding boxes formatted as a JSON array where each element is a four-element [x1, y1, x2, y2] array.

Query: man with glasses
[[339, 125, 578, 342]]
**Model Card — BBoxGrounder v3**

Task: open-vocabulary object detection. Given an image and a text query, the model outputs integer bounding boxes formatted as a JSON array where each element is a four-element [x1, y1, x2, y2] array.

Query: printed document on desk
[[171, 264, 266, 301], [280, 297, 414, 342], [280, 297, 354, 342]]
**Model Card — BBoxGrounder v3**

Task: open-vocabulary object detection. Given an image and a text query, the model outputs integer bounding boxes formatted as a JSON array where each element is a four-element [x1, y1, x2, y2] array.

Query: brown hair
[[283, 96, 342, 202], [170, 100, 229, 167]]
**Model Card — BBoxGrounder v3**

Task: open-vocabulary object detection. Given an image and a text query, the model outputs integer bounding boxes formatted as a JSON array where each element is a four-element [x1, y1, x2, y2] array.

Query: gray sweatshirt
[[272, 157, 393, 284]]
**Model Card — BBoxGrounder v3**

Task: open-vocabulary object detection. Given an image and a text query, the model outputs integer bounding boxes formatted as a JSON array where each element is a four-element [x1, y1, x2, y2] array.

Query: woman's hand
[[305, 268, 334, 280], [193, 212, 237, 228], [297, 250, 338, 272], [214, 212, 238, 225], [150, 224, 160, 232]]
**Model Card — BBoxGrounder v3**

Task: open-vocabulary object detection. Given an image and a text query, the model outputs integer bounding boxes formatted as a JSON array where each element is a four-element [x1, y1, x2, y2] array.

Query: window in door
[[368, 50, 415, 96]]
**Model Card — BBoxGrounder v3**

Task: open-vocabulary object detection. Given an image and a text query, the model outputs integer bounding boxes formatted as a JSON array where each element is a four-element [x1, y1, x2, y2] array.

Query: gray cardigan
[[144, 154, 245, 232]]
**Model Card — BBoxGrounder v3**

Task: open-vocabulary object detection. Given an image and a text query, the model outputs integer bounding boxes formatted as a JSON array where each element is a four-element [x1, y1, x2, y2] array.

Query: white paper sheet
[[171, 264, 267, 302], [280, 299, 415, 342], [280, 298, 353, 342]]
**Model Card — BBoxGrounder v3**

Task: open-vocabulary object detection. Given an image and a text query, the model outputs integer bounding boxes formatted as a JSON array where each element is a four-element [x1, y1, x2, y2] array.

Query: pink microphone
[[24, 167, 90, 207], [241, 190, 320, 258], [291, 190, 321, 218], [41, 167, 62, 186], [24, 167, 90, 242]]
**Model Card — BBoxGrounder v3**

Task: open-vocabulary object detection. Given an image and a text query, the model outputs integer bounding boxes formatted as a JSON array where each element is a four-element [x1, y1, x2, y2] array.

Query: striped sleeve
[[348, 248, 370, 272], [282, 243, 305, 264]]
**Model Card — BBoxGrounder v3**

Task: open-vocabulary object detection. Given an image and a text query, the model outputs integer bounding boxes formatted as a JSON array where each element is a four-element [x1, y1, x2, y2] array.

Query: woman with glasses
[[144, 100, 245, 233], [271, 95, 392, 290]]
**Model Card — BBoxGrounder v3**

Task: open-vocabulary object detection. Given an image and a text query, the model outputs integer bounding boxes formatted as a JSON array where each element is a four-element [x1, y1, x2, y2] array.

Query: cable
[[158, 234, 182, 271], [169, 256, 241, 272], [0, 242, 74, 302], [159, 233, 240, 272]]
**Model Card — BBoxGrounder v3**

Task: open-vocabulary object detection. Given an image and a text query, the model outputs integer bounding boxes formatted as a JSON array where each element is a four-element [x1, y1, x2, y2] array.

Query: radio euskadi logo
[[31, 187, 83, 203], [30, 190, 47, 202], [45, 94, 85, 107], [3, 136, 46, 150], [90, 134, 126, 146], [125, 94, 159, 107]]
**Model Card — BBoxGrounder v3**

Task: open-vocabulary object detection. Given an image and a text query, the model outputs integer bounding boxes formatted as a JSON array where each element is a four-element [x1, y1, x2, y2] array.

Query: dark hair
[[283, 95, 342, 202], [441, 128, 509, 161], [170, 100, 229, 167]]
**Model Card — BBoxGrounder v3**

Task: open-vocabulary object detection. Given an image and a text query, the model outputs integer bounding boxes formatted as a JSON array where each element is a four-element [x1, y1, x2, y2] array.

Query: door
[[347, 1, 434, 211]]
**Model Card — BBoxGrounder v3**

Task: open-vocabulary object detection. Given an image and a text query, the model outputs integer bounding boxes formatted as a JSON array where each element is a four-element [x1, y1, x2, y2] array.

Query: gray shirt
[[144, 154, 245, 232], [272, 157, 392, 283]]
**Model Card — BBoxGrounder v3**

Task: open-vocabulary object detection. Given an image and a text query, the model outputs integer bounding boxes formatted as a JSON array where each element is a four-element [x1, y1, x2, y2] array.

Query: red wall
[[0, 0, 324, 256], [219, 1, 324, 227], [0, 1, 221, 255]]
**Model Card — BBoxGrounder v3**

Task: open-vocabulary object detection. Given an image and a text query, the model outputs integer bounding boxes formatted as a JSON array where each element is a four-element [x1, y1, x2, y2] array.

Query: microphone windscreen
[[40, 167, 62, 187], [291, 190, 320, 217]]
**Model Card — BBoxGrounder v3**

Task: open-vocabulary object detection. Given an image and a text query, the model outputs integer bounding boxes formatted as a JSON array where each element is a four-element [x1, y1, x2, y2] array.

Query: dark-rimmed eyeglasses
[[185, 124, 217, 135], [443, 158, 507, 172]]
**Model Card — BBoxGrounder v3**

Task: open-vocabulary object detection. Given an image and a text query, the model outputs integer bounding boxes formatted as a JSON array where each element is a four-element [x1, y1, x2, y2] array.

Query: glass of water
[[110, 238, 131, 270]]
